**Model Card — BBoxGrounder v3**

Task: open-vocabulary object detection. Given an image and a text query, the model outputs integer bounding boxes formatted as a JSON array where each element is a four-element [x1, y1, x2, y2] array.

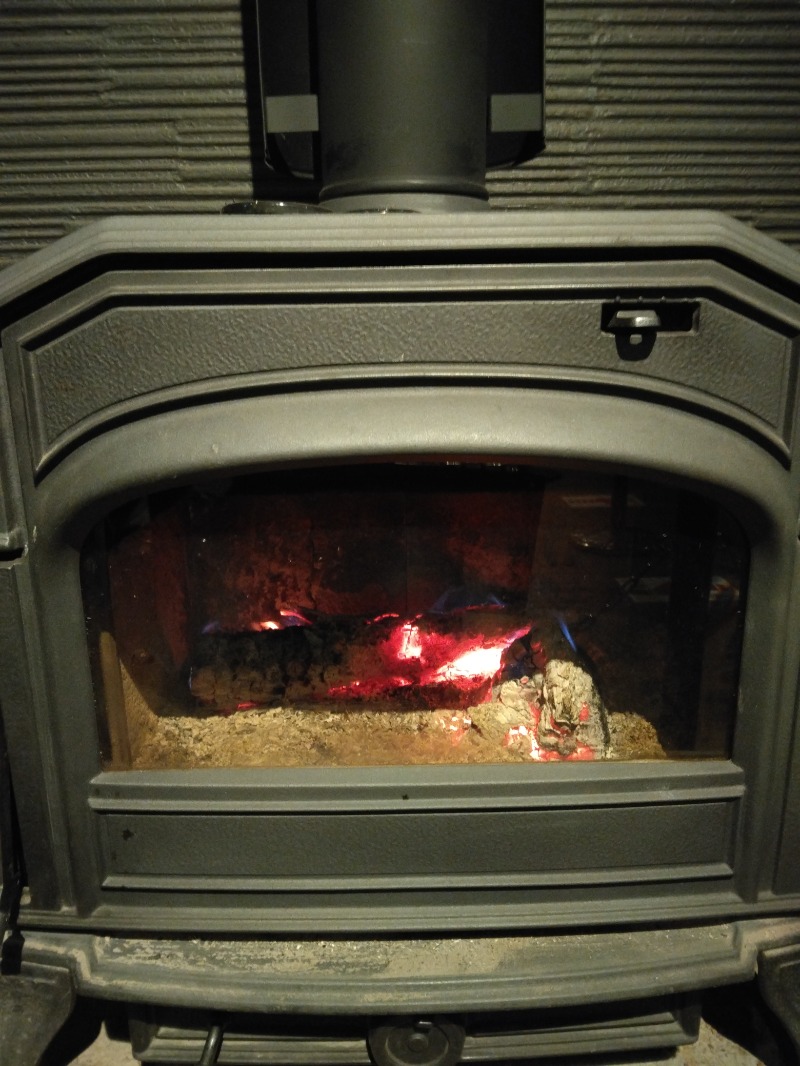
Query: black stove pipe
[[315, 0, 489, 211]]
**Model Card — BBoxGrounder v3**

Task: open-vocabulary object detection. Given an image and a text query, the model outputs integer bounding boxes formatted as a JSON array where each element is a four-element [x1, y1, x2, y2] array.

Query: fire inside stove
[[81, 463, 747, 770]]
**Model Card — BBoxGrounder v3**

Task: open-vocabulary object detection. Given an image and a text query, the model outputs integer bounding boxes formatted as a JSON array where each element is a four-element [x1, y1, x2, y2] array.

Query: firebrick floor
[[73, 1018, 773, 1066]]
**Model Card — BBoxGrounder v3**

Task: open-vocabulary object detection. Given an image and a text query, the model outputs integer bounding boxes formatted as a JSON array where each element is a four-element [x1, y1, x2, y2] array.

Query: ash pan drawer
[[98, 801, 736, 891]]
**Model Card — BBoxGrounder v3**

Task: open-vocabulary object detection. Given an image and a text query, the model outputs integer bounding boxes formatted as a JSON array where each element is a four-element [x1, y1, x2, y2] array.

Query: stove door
[[81, 461, 747, 773]]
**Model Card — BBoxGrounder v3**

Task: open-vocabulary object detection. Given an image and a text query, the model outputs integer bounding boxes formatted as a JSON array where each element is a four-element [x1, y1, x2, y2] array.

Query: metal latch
[[602, 301, 699, 336], [606, 309, 662, 332], [601, 301, 699, 359]]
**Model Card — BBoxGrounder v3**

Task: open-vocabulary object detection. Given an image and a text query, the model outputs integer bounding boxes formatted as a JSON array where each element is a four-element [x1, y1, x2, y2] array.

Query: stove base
[[128, 999, 701, 1064]]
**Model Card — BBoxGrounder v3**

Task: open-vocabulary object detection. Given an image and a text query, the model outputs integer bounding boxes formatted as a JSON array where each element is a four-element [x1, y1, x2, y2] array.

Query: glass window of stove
[[81, 463, 747, 770]]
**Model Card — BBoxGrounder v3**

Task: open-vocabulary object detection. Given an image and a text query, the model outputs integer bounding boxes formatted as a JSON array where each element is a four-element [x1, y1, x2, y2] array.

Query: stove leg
[[758, 944, 800, 1061], [0, 966, 75, 1066]]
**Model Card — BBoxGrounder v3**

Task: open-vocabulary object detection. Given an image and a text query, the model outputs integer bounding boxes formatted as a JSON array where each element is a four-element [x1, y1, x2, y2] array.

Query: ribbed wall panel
[[1, 0, 800, 267], [0, 0, 255, 266], [494, 0, 800, 247]]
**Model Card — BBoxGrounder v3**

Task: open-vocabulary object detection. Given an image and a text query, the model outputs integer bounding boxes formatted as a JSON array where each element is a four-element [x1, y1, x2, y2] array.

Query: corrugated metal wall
[[1, 0, 800, 268]]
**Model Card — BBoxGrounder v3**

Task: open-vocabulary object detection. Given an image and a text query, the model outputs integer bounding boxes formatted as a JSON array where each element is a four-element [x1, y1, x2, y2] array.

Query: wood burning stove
[[1, 209, 800, 1062]]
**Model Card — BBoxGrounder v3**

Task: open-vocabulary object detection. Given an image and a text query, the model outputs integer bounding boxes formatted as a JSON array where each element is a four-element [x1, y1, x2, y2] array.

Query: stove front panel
[[1, 213, 798, 931]]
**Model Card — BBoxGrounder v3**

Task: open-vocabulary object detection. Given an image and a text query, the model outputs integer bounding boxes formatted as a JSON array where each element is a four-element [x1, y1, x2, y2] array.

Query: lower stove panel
[[129, 999, 701, 1064]]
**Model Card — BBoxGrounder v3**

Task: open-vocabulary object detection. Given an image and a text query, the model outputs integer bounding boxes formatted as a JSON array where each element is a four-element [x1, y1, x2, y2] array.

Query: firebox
[[2, 210, 800, 1062], [85, 461, 745, 772]]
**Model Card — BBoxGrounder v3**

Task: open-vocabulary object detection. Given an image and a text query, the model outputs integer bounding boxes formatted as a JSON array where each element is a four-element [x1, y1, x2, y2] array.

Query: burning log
[[535, 658, 611, 757], [470, 660, 611, 760], [188, 610, 531, 711], [188, 606, 610, 763], [189, 621, 351, 708]]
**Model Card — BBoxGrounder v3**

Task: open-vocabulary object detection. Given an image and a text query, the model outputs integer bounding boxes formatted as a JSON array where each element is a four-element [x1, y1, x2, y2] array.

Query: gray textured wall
[[1, 0, 800, 268]]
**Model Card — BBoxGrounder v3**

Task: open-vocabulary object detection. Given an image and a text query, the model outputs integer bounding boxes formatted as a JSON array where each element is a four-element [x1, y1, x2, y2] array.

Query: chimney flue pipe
[[315, 0, 489, 211]]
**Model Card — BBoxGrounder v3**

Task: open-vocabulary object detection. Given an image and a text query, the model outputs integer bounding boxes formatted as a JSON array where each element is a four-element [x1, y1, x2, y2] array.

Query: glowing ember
[[503, 722, 543, 759], [503, 723, 529, 744], [443, 711, 473, 744], [328, 616, 532, 703], [398, 622, 423, 661], [431, 638, 520, 683], [248, 608, 313, 632], [327, 675, 413, 699]]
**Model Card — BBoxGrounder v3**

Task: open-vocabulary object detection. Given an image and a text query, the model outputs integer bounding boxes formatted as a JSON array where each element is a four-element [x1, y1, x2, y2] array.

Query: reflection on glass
[[81, 464, 747, 770]]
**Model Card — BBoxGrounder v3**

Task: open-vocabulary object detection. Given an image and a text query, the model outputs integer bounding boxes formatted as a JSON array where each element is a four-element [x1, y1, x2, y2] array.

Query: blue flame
[[554, 612, 578, 653]]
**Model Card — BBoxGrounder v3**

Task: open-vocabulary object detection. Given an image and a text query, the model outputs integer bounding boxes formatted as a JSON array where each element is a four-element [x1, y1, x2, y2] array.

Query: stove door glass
[[81, 464, 747, 769]]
